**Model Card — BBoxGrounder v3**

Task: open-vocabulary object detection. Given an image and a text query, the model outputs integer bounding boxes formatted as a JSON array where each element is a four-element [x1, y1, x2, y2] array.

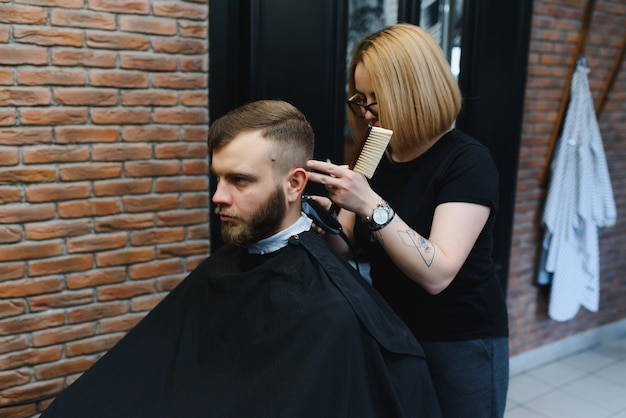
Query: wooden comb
[[329, 124, 393, 215], [350, 124, 393, 178]]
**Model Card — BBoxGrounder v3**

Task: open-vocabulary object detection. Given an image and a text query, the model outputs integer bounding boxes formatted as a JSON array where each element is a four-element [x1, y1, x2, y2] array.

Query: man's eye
[[232, 177, 249, 185]]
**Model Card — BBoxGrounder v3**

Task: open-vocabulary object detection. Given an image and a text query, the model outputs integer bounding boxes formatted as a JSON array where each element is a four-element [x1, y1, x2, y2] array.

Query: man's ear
[[286, 168, 308, 203]]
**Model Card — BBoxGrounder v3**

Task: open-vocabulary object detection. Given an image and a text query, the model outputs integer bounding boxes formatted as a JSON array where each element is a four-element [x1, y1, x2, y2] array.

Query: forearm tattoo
[[398, 230, 435, 267]]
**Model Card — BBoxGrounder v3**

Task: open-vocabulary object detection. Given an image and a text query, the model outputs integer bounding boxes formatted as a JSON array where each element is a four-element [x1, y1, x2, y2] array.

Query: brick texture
[[508, 0, 626, 356], [0, 0, 209, 415]]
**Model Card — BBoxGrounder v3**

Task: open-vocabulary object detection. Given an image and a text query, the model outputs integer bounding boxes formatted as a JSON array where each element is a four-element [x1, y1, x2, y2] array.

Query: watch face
[[372, 207, 389, 224]]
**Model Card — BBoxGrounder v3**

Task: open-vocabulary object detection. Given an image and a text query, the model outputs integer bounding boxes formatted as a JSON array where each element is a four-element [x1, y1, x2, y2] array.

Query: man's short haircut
[[208, 100, 315, 178]]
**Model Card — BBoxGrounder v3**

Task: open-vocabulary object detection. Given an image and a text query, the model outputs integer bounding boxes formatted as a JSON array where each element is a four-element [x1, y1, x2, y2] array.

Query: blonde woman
[[308, 23, 509, 418]]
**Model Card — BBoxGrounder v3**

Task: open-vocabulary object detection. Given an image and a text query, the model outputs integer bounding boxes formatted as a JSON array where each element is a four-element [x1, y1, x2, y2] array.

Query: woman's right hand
[[306, 159, 379, 219]]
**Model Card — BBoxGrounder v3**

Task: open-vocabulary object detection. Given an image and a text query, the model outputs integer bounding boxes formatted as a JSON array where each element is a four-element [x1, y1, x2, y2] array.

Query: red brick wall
[[0, 0, 209, 416], [509, 0, 626, 356]]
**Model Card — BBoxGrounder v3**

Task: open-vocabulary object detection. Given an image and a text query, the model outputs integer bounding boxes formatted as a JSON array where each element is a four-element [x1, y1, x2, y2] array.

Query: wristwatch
[[363, 198, 395, 231]]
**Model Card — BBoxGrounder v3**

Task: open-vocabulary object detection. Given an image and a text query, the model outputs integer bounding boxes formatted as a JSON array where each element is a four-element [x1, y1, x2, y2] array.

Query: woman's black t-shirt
[[354, 129, 509, 341]]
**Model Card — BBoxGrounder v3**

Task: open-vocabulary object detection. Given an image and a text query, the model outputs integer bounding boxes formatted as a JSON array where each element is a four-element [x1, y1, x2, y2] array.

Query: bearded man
[[41, 100, 441, 418]]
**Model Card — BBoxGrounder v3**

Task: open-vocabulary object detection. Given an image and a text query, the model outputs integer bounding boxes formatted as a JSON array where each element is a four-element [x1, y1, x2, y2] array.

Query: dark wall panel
[[456, 0, 534, 285]]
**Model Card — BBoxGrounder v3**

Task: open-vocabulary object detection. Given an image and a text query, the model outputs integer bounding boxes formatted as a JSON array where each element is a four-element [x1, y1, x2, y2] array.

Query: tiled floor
[[506, 335, 626, 417]]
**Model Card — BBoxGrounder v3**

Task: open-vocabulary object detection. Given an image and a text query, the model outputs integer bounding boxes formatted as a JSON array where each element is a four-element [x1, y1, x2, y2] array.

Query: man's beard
[[218, 186, 287, 248]]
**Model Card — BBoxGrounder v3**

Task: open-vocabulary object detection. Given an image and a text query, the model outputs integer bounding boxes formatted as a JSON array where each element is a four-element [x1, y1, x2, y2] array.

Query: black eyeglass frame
[[346, 93, 378, 118]]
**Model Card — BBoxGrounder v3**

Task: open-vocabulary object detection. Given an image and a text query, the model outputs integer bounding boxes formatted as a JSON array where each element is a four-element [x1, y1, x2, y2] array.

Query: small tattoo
[[398, 230, 435, 267]]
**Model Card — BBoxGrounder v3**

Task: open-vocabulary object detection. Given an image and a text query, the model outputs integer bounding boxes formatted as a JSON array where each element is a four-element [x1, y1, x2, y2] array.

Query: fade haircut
[[348, 23, 462, 155], [207, 100, 315, 178]]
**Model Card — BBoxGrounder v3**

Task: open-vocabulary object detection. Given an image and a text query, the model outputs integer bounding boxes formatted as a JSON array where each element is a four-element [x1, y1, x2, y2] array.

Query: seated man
[[42, 100, 441, 418]]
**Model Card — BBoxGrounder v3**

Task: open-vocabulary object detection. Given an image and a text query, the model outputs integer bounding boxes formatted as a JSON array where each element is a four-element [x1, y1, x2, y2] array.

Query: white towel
[[539, 60, 617, 322]]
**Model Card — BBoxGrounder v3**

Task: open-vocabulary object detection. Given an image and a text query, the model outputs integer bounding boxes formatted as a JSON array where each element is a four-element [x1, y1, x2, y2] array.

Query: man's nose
[[212, 182, 230, 205]]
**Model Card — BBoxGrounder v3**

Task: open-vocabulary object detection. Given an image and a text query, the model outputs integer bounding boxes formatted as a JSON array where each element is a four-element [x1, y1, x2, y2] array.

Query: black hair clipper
[[301, 195, 342, 235]]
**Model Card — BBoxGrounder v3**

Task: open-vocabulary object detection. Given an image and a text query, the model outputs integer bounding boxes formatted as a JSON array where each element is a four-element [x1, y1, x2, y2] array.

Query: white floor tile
[[508, 374, 554, 404], [610, 408, 626, 418], [594, 359, 626, 389], [562, 374, 626, 415], [507, 335, 626, 418], [523, 389, 613, 418], [505, 405, 550, 418], [561, 348, 618, 373], [525, 360, 588, 387]]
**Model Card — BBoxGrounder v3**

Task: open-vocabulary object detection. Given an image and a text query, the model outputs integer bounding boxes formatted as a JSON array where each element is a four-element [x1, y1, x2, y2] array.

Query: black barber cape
[[42, 231, 441, 418]]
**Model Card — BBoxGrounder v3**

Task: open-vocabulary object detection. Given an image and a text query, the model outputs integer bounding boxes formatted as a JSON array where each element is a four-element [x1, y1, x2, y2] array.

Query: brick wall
[[508, 0, 626, 356], [0, 0, 209, 416]]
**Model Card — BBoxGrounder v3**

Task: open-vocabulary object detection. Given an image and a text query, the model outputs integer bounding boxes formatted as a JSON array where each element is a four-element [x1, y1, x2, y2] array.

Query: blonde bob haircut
[[347, 23, 462, 155]]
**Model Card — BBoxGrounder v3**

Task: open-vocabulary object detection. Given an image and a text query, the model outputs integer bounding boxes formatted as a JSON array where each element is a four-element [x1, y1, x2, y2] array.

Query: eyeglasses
[[347, 93, 378, 118]]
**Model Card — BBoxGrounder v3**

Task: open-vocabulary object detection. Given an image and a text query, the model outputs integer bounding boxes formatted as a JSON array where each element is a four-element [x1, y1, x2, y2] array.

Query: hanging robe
[[539, 60, 617, 322]]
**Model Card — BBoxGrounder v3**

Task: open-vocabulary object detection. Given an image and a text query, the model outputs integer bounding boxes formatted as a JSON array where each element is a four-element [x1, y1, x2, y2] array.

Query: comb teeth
[[353, 126, 393, 178]]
